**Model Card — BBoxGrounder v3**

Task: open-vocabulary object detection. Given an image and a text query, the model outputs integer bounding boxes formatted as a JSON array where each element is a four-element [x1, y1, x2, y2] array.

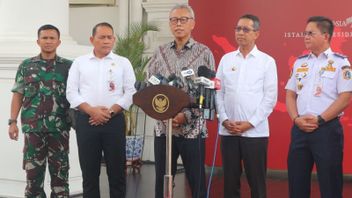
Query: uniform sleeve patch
[[343, 68, 352, 80]]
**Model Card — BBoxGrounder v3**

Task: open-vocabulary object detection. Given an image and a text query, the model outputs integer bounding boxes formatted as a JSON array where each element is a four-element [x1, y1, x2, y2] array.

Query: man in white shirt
[[66, 22, 136, 197], [285, 16, 352, 198], [216, 14, 277, 198]]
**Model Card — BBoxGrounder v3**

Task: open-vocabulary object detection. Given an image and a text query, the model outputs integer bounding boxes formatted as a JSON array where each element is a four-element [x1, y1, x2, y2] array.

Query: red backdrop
[[189, 0, 352, 173]]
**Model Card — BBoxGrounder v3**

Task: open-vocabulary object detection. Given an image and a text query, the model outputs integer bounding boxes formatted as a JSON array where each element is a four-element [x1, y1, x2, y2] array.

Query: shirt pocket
[[322, 71, 337, 93], [23, 67, 40, 98], [245, 70, 264, 91]]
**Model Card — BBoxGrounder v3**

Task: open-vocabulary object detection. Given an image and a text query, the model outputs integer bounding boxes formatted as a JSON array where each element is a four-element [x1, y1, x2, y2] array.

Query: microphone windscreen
[[134, 81, 141, 90], [197, 65, 209, 77], [197, 65, 216, 79], [168, 73, 177, 82], [140, 82, 147, 90]]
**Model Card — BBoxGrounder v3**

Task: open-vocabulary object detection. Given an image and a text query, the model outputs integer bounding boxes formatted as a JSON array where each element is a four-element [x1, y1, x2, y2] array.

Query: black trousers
[[221, 135, 268, 198], [76, 112, 126, 198], [154, 135, 206, 198], [288, 118, 343, 198]]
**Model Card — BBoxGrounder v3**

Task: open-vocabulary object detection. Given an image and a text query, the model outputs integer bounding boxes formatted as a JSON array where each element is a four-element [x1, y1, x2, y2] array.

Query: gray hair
[[169, 4, 195, 19], [239, 14, 260, 31]]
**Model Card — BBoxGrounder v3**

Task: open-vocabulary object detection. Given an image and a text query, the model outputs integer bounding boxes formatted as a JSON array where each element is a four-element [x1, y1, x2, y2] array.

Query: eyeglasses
[[235, 26, 256, 33], [303, 31, 325, 37], [169, 17, 193, 25]]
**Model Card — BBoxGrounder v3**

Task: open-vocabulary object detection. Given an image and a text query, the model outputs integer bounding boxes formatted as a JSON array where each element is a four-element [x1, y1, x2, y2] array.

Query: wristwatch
[[317, 115, 326, 126], [8, 119, 17, 125], [109, 109, 115, 117]]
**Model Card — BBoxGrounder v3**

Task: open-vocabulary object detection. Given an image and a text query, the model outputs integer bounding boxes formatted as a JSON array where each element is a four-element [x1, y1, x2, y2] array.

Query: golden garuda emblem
[[152, 94, 169, 113]]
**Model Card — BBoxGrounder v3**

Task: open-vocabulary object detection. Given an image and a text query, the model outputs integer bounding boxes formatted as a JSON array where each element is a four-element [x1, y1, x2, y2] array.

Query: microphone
[[196, 65, 213, 109], [156, 73, 169, 85], [181, 67, 197, 95], [181, 67, 195, 78], [148, 75, 161, 85], [205, 77, 220, 120], [148, 73, 168, 85], [168, 73, 184, 88], [134, 81, 148, 91], [196, 65, 218, 119]]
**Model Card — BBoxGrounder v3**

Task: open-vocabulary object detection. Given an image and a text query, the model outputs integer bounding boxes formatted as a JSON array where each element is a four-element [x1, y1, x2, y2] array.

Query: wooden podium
[[133, 85, 192, 198]]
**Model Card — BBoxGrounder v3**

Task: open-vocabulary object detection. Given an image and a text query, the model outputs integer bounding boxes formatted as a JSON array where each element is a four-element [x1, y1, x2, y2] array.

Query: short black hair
[[239, 14, 260, 31], [37, 24, 60, 39], [307, 16, 334, 41], [92, 22, 114, 36]]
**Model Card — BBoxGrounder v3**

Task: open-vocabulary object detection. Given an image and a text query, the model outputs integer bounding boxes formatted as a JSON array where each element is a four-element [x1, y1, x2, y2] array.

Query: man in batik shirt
[[147, 4, 215, 198]]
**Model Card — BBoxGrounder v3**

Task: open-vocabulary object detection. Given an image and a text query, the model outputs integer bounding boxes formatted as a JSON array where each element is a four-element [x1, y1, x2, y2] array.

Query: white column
[[130, 0, 143, 24], [0, 0, 89, 197], [0, 0, 69, 39], [0, 0, 90, 59], [118, 0, 129, 35]]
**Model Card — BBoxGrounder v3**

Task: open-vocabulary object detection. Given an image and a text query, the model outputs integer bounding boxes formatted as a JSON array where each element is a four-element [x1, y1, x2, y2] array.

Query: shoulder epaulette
[[333, 52, 348, 59], [297, 54, 309, 59]]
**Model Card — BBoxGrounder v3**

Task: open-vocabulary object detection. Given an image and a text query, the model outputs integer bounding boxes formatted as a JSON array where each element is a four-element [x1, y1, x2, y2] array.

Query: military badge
[[301, 63, 308, 67], [325, 60, 336, 72], [297, 81, 303, 91]]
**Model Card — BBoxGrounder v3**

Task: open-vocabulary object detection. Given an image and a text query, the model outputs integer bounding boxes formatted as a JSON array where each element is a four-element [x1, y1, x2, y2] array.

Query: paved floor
[[72, 163, 352, 198]]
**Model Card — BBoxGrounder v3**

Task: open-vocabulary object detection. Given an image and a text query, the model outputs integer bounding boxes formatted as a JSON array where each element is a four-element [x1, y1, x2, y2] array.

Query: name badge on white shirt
[[108, 68, 116, 92]]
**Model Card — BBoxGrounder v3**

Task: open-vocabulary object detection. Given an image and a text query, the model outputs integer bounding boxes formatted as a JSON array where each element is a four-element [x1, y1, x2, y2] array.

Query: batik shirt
[[12, 55, 72, 133], [147, 38, 215, 138]]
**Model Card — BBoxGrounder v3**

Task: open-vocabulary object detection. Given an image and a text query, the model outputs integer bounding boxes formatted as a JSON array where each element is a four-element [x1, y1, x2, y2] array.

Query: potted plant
[[114, 22, 158, 172]]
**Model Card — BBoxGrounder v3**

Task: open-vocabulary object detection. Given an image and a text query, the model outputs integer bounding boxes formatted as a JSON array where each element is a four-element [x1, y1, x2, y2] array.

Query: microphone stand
[[164, 118, 173, 198]]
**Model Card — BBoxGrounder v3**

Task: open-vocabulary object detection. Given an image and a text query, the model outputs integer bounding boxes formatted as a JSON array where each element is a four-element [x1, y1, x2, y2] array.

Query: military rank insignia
[[295, 63, 309, 91], [325, 60, 336, 72]]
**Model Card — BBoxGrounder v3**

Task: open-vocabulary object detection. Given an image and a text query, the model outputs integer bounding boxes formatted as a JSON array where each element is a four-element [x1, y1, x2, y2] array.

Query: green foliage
[[114, 22, 159, 81], [114, 22, 159, 135]]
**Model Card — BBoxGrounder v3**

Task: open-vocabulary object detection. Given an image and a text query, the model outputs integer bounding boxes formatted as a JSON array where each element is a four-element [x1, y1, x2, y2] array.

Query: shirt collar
[[31, 54, 63, 63], [234, 45, 259, 58], [170, 38, 195, 50], [308, 48, 332, 59], [89, 51, 114, 60]]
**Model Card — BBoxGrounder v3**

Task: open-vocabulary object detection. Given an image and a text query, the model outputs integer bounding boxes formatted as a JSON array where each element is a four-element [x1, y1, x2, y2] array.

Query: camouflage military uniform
[[12, 55, 72, 198]]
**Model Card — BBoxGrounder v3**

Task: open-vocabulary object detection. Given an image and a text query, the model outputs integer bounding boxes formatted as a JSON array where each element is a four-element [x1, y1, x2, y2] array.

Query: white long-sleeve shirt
[[216, 46, 278, 137], [66, 51, 136, 110]]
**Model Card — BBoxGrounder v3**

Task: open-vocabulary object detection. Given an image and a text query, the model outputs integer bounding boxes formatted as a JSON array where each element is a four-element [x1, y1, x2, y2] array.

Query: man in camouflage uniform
[[8, 24, 72, 198]]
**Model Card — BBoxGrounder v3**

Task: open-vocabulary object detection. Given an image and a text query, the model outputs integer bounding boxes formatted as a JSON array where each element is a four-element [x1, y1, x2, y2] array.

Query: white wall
[[69, 5, 120, 45]]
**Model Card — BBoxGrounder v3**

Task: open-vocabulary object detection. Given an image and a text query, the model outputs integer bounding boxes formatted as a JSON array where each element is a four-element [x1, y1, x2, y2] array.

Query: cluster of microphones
[[134, 65, 220, 120]]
